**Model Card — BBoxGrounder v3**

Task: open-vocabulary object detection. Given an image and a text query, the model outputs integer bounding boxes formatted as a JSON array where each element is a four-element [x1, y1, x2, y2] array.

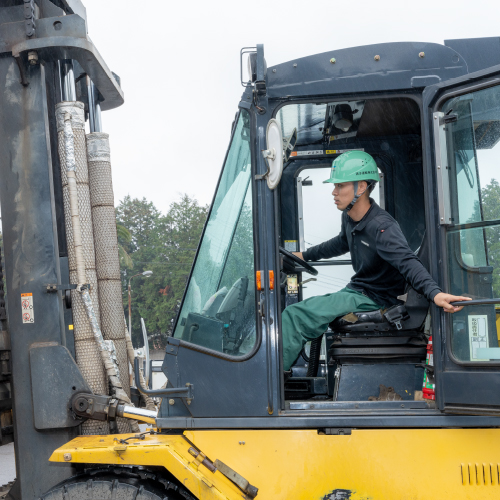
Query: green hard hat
[[323, 151, 380, 184]]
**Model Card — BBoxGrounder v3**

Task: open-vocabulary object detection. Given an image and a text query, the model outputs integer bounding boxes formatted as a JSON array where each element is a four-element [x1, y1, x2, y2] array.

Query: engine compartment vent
[[461, 463, 500, 486]]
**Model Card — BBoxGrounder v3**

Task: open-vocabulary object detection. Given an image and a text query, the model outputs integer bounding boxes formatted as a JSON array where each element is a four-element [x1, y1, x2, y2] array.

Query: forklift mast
[[0, 1, 125, 499], [3, 2, 500, 500]]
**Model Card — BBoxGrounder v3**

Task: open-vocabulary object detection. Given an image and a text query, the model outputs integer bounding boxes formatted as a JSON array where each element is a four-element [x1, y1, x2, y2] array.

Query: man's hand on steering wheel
[[279, 247, 318, 276]]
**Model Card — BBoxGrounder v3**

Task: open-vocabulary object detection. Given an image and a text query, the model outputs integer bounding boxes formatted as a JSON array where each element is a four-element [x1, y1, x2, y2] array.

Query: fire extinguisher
[[422, 336, 435, 400]]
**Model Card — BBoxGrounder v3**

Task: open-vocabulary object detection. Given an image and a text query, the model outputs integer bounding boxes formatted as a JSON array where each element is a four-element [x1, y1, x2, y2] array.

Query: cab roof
[[266, 38, 500, 99]]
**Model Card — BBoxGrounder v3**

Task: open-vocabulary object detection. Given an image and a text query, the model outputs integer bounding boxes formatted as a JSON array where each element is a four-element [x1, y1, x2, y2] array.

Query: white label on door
[[468, 314, 488, 361], [21, 293, 34, 323]]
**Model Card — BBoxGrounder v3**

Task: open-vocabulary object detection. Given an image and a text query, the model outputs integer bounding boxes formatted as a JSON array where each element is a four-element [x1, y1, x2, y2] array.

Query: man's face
[[332, 182, 355, 211], [332, 181, 368, 210]]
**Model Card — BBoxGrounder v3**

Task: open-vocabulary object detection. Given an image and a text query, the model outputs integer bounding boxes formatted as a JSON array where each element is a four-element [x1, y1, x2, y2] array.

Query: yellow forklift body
[[51, 428, 500, 499]]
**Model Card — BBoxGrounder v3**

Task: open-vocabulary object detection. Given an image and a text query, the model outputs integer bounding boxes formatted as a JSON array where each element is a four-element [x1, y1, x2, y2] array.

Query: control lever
[[299, 278, 317, 286]]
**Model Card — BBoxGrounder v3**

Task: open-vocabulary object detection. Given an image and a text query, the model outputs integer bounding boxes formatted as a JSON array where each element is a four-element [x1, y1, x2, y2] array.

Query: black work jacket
[[302, 200, 442, 308]]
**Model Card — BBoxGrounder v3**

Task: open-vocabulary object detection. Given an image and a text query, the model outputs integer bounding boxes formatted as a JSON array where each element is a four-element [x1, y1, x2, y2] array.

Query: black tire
[[40, 467, 193, 500]]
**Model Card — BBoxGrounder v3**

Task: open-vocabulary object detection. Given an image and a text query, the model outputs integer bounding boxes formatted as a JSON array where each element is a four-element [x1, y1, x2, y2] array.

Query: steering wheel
[[279, 246, 318, 276]]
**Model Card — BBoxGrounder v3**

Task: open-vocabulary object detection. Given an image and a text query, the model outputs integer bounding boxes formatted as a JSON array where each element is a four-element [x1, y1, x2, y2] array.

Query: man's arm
[[295, 216, 349, 262], [376, 222, 470, 312]]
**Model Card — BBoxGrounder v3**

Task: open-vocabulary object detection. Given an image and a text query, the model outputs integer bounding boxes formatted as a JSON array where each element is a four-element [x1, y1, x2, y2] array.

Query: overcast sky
[[83, 0, 500, 214]]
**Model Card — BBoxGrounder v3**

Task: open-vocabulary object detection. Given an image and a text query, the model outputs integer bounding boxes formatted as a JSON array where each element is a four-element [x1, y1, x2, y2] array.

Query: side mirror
[[283, 127, 297, 163]]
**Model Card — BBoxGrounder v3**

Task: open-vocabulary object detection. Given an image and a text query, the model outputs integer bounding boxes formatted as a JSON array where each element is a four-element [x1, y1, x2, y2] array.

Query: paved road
[[0, 443, 16, 485]]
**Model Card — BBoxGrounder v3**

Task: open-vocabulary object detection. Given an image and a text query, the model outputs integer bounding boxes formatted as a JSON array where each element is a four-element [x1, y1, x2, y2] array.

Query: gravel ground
[[0, 443, 16, 485]]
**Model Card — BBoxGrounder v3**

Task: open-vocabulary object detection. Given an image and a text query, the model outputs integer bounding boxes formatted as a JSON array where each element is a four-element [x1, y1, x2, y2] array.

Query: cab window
[[173, 110, 256, 356], [443, 86, 500, 362]]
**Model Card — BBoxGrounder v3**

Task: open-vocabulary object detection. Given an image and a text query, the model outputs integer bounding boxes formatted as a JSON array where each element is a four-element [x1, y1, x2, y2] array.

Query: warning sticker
[[21, 293, 34, 324], [284, 240, 298, 252], [468, 314, 488, 361], [291, 150, 323, 157], [287, 275, 298, 294], [290, 148, 365, 157], [326, 148, 365, 154]]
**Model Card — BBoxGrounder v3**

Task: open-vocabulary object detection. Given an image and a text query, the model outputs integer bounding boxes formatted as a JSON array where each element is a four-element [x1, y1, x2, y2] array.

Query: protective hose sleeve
[[56, 101, 108, 435], [81, 288, 131, 404], [87, 133, 131, 403]]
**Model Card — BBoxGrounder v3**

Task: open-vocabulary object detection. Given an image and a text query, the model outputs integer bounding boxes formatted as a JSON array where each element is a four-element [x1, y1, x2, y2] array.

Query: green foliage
[[481, 179, 500, 297], [116, 194, 208, 348], [116, 223, 133, 269]]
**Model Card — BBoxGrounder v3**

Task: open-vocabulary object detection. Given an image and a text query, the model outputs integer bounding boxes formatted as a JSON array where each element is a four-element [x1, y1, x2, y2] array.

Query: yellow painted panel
[[51, 429, 500, 500], [186, 429, 500, 500], [50, 433, 242, 500]]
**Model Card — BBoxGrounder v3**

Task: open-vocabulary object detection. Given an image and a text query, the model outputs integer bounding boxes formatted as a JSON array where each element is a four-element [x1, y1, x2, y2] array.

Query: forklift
[[3, 2, 500, 499]]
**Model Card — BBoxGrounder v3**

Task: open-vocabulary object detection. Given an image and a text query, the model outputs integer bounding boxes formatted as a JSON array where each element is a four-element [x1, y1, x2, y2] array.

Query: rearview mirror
[[261, 119, 284, 190]]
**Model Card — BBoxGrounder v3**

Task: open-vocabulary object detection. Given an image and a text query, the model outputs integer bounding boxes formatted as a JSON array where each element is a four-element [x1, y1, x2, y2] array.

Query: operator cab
[[277, 97, 431, 406], [163, 42, 500, 423]]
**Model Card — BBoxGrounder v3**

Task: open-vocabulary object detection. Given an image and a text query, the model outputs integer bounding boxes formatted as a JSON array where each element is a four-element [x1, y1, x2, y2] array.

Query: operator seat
[[319, 236, 431, 401], [329, 283, 429, 334], [330, 231, 430, 336]]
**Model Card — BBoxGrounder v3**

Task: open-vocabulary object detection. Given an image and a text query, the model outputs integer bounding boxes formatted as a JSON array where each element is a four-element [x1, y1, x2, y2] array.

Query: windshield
[[173, 110, 256, 356]]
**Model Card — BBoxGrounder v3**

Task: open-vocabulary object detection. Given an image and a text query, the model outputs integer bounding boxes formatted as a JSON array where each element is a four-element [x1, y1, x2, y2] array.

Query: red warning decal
[[21, 293, 34, 324]]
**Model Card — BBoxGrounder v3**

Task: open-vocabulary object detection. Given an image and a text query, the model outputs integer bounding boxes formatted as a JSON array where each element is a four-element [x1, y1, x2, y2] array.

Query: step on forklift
[[3, 2, 500, 499]]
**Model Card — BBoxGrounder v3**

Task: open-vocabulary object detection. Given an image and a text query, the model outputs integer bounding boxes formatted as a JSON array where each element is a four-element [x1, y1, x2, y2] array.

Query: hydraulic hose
[[87, 133, 131, 399], [86, 132, 134, 433], [57, 101, 108, 434], [58, 104, 131, 421]]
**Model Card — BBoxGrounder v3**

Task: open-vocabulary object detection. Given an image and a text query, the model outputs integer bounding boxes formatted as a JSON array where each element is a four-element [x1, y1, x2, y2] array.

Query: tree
[[116, 195, 208, 347], [116, 196, 163, 346], [141, 195, 208, 345], [116, 223, 133, 269], [481, 179, 500, 296]]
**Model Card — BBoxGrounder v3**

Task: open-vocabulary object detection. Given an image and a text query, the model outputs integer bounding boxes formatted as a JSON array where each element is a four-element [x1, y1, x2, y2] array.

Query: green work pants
[[282, 287, 381, 371]]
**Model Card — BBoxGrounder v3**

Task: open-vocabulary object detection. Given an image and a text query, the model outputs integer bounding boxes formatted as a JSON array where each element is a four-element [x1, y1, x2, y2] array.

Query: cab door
[[161, 108, 274, 418], [424, 65, 500, 415]]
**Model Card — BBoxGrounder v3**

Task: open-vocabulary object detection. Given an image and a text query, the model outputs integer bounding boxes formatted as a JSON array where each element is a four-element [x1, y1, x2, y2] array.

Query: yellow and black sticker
[[326, 148, 365, 154], [291, 148, 364, 157]]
